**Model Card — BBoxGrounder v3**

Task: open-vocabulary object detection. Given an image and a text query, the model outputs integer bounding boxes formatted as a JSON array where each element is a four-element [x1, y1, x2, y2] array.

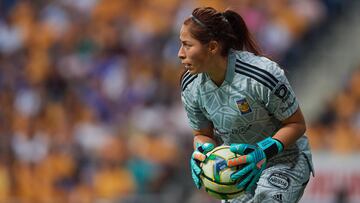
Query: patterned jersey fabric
[[181, 49, 313, 171]]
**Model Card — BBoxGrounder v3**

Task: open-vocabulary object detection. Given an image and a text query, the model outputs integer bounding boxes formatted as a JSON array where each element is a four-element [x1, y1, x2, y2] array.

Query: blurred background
[[0, 0, 359, 203]]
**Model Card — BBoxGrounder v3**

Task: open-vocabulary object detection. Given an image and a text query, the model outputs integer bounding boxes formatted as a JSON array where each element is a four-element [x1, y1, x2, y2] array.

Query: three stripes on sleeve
[[235, 59, 279, 91], [180, 59, 279, 92]]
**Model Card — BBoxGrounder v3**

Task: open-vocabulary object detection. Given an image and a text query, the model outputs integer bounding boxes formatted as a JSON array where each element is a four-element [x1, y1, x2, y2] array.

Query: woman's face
[[178, 24, 211, 74]]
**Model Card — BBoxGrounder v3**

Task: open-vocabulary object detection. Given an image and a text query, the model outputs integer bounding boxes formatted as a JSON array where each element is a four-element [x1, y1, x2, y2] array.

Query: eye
[[181, 41, 192, 49], [183, 43, 191, 49]]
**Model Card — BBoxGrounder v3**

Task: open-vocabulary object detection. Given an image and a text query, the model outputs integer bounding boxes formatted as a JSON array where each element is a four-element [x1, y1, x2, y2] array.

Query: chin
[[188, 69, 199, 75]]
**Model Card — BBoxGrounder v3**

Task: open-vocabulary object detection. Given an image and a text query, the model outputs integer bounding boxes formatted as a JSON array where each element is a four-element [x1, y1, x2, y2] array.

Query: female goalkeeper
[[178, 7, 314, 203]]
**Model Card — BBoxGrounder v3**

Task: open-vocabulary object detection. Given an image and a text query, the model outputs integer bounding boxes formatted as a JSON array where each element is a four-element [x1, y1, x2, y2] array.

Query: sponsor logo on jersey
[[236, 98, 252, 114], [268, 173, 290, 189], [231, 124, 252, 135]]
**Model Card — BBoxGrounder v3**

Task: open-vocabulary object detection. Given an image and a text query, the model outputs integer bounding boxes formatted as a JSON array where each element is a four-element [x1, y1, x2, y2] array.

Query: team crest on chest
[[236, 98, 252, 114]]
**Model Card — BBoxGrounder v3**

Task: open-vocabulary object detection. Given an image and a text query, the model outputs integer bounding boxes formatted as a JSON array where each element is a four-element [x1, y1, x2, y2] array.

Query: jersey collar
[[224, 49, 236, 84], [201, 49, 236, 88]]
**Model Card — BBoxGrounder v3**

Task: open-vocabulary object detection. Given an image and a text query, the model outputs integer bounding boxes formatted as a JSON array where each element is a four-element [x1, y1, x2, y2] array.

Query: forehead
[[179, 24, 196, 42]]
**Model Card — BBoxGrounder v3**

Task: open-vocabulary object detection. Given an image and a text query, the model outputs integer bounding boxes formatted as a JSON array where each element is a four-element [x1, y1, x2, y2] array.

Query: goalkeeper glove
[[190, 143, 215, 189], [227, 137, 284, 191]]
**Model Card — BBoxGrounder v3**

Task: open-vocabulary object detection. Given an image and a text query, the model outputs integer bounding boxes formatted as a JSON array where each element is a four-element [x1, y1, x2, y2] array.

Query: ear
[[208, 40, 219, 54]]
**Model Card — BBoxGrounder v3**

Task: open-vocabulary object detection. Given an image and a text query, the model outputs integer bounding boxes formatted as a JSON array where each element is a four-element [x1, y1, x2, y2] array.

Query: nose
[[178, 46, 185, 60]]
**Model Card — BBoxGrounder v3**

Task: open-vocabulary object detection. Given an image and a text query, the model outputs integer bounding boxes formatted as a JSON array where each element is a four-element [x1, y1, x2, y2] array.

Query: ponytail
[[223, 10, 261, 55]]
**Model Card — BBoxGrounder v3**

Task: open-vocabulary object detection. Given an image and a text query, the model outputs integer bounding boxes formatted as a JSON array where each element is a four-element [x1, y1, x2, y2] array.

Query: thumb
[[193, 143, 215, 162], [229, 143, 249, 155], [192, 151, 206, 162], [198, 143, 215, 154]]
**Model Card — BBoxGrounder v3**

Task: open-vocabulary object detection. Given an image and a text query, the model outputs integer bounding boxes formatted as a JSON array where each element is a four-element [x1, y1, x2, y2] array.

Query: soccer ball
[[200, 145, 245, 200]]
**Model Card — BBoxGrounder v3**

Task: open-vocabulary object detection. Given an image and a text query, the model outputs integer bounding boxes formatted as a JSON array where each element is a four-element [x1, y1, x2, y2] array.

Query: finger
[[230, 163, 255, 181], [256, 158, 266, 169], [198, 143, 215, 154], [192, 151, 206, 162], [245, 171, 261, 192], [234, 152, 258, 164], [191, 171, 202, 189], [229, 144, 250, 155], [191, 158, 202, 175], [236, 168, 258, 189], [227, 155, 249, 167]]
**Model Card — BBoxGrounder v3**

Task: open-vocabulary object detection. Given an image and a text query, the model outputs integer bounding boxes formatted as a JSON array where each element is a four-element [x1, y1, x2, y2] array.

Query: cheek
[[193, 53, 209, 71], [189, 49, 207, 65]]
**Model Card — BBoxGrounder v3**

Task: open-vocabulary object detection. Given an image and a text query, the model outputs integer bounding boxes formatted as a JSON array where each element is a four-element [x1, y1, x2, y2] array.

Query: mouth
[[183, 63, 192, 70]]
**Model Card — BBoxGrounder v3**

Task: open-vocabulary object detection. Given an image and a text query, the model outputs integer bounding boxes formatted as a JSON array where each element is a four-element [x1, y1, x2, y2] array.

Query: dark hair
[[184, 7, 261, 56]]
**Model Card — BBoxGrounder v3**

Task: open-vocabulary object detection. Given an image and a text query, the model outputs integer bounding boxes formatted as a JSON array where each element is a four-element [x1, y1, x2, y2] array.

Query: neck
[[207, 55, 228, 87]]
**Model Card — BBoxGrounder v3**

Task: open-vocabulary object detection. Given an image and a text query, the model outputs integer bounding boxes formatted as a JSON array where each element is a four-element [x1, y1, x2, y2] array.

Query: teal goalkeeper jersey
[[181, 50, 313, 166]]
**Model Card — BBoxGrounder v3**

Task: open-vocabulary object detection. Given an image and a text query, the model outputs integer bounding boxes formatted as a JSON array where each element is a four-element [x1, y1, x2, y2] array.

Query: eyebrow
[[180, 39, 189, 44]]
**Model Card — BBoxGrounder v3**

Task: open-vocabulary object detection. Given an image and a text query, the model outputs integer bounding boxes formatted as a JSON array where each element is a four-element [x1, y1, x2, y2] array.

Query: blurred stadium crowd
[[0, 0, 355, 202], [308, 68, 360, 154]]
